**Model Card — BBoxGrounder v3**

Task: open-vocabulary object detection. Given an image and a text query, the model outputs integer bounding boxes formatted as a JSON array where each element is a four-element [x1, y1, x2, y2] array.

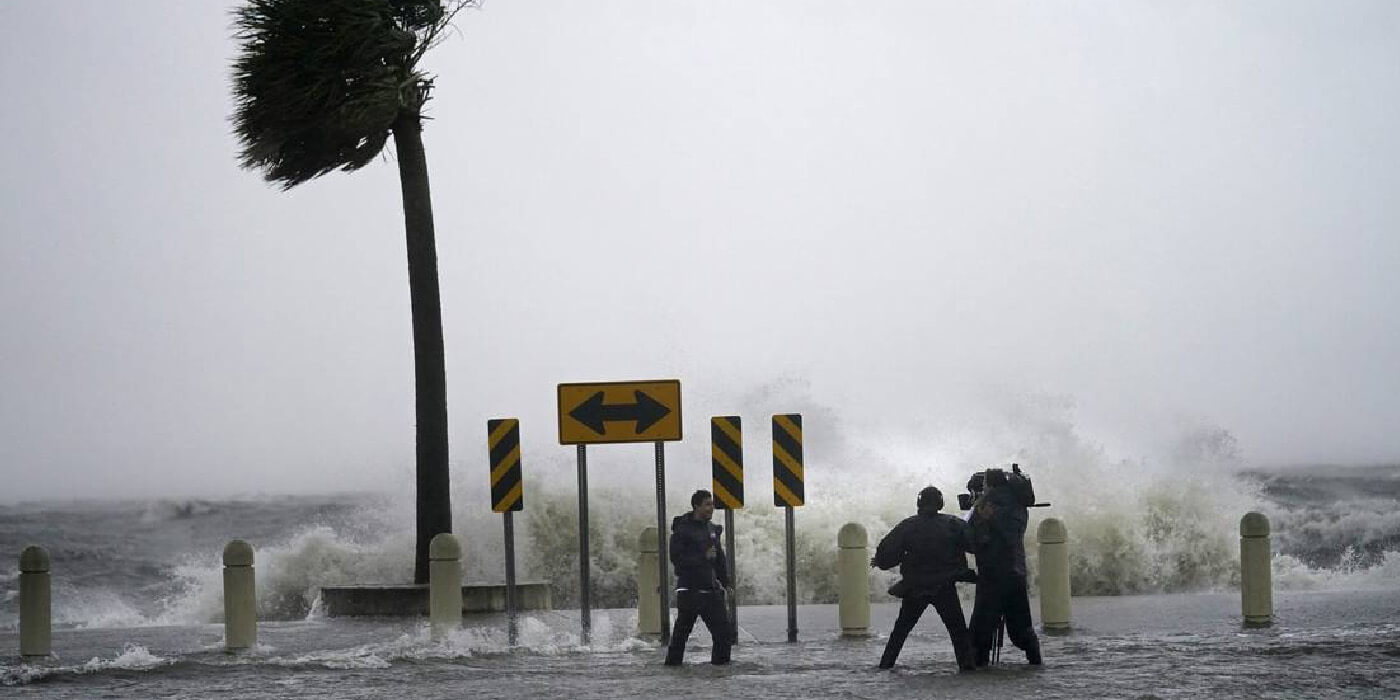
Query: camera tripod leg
[[993, 615, 1005, 664]]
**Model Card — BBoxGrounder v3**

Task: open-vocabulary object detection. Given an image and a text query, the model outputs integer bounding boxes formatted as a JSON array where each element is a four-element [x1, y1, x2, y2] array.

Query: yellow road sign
[[557, 380, 683, 445], [712, 416, 743, 509], [488, 418, 523, 512], [772, 413, 804, 507]]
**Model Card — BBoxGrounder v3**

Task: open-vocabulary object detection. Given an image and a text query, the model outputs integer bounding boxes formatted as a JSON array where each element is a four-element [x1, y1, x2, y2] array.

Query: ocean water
[[2, 464, 1399, 696]]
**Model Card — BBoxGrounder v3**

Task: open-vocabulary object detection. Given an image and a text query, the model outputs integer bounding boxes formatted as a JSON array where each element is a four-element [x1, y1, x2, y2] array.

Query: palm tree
[[231, 0, 475, 584]]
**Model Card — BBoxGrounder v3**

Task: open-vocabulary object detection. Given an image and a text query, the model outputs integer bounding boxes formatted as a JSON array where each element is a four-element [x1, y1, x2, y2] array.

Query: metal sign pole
[[654, 440, 671, 645], [557, 379, 683, 647], [785, 505, 797, 642], [577, 444, 591, 645], [504, 510, 518, 646], [725, 508, 737, 644]]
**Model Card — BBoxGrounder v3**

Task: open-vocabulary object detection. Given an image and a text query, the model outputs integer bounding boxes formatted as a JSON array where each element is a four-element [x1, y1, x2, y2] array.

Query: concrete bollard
[[1240, 512, 1273, 627], [429, 533, 463, 639], [837, 523, 870, 638], [223, 540, 257, 652], [636, 527, 662, 638], [1036, 518, 1071, 632], [20, 545, 51, 659]]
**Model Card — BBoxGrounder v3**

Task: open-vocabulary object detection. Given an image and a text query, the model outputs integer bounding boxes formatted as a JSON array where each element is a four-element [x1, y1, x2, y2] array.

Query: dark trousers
[[664, 589, 731, 665], [969, 572, 1039, 662], [879, 583, 970, 669]]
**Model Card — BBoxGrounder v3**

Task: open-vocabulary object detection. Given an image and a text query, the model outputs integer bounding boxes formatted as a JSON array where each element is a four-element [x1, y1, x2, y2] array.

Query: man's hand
[[869, 556, 878, 568]]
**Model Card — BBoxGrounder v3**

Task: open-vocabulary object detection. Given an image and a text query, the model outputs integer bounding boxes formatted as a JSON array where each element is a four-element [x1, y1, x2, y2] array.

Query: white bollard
[[837, 523, 870, 638], [429, 533, 463, 639], [636, 527, 661, 638], [20, 545, 51, 659], [223, 540, 257, 652], [1036, 518, 1071, 632], [1240, 512, 1273, 627]]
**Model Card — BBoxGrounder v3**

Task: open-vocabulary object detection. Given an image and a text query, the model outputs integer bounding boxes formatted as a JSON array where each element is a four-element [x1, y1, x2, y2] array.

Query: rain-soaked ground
[[4, 589, 1399, 699]]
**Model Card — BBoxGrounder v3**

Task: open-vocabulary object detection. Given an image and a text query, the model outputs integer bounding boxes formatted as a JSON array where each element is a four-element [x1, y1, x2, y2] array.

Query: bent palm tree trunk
[[393, 108, 452, 585]]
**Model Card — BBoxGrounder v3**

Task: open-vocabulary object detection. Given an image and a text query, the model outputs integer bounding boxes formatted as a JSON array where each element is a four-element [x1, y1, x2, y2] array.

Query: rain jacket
[[968, 473, 1036, 577], [874, 509, 976, 597], [670, 514, 730, 591]]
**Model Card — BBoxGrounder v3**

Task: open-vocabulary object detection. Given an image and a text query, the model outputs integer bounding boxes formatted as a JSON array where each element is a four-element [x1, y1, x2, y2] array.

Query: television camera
[[956, 463, 1050, 510]]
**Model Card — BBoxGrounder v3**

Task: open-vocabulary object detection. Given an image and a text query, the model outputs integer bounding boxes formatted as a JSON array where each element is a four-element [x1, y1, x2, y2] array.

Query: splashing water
[[2, 393, 1396, 631]]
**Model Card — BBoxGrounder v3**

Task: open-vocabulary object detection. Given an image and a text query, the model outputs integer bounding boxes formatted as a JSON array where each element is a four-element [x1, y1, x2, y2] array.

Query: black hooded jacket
[[670, 513, 729, 591], [873, 509, 974, 596], [968, 473, 1036, 577]]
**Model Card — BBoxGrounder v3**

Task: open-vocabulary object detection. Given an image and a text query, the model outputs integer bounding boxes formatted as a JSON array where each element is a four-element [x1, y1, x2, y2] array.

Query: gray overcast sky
[[2, 1, 1397, 502]]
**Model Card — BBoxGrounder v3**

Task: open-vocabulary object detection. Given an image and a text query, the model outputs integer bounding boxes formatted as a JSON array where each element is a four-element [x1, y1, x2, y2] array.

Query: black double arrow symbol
[[568, 390, 671, 435]]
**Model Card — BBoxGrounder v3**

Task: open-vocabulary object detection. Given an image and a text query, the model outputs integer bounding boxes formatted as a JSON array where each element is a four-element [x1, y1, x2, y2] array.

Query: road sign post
[[487, 418, 523, 646], [654, 441, 671, 645], [558, 380, 683, 648], [785, 506, 797, 642], [577, 444, 590, 644], [724, 509, 736, 643], [772, 413, 805, 643], [503, 510, 517, 644], [711, 416, 743, 643]]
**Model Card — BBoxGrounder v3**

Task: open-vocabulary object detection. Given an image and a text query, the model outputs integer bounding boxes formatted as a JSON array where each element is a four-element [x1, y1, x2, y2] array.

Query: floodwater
[[5, 592, 1399, 699]]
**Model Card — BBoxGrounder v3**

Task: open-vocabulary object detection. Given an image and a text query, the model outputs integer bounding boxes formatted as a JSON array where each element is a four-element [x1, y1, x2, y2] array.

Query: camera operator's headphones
[[917, 486, 944, 512]]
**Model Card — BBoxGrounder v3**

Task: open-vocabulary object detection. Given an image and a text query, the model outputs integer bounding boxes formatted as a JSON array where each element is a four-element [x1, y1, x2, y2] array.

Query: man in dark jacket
[[664, 489, 732, 666], [872, 486, 977, 671], [968, 465, 1042, 666]]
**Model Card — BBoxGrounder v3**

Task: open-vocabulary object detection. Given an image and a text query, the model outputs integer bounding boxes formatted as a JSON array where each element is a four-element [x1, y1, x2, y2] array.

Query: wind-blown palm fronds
[[231, 0, 473, 188]]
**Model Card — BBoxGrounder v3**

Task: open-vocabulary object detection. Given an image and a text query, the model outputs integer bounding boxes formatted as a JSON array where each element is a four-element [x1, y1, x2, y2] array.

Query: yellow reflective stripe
[[713, 418, 741, 445], [489, 419, 516, 448], [713, 483, 740, 509], [494, 481, 523, 512], [712, 444, 743, 480], [774, 414, 802, 442], [774, 479, 802, 506], [490, 445, 521, 486], [774, 445, 804, 480]]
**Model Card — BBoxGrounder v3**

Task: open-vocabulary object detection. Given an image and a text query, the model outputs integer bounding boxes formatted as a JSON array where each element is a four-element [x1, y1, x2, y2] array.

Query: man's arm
[[712, 525, 731, 588], [669, 528, 685, 568], [967, 504, 991, 554], [872, 521, 906, 570], [953, 516, 974, 554]]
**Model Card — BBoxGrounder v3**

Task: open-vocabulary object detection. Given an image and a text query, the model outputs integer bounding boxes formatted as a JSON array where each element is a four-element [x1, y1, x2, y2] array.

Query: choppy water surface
[[4, 594, 1399, 699], [4, 466, 1399, 631]]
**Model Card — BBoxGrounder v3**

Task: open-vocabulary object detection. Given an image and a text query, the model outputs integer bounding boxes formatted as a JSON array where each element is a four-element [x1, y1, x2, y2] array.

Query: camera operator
[[870, 486, 977, 671], [967, 464, 1042, 666]]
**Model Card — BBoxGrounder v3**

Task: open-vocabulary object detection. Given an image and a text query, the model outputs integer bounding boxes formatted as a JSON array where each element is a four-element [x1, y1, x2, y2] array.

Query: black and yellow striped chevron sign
[[711, 416, 744, 510], [772, 413, 804, 507], [488, 418, 524, 512]]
